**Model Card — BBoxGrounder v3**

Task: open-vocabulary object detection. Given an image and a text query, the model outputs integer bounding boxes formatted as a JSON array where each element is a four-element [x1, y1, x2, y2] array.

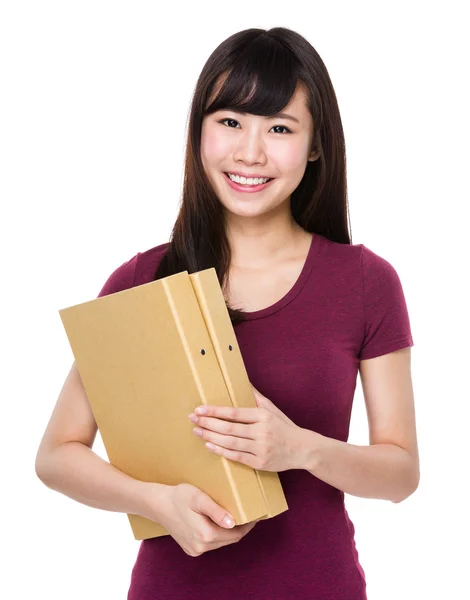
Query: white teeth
[[227, 173, 270, 185]]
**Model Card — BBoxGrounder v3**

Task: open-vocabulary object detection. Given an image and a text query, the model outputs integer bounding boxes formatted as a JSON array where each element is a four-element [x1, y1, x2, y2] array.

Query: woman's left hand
[[188, 384, 306, 472]]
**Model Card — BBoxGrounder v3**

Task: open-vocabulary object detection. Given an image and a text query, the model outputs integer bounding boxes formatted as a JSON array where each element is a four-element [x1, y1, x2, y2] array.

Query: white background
[[2, 1, 469, 598]]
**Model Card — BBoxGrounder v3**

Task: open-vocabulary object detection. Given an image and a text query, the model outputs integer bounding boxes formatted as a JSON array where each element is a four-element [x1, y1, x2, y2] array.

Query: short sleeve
[[358, 245, 414, 360], [97, 253, 139, 298]]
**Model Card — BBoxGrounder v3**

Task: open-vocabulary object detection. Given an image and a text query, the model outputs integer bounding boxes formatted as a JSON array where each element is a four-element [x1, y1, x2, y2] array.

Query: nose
[[232, 128, 268, 167]]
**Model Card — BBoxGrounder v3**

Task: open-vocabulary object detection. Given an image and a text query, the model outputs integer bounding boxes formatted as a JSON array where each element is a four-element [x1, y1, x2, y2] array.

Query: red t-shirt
[[97, 232, 414, 600]]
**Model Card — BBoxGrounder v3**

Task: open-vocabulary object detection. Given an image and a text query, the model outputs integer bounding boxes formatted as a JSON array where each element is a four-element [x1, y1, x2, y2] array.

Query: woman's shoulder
[[315, 233, 397, 274], [134, 241, 171, 285], [97, 241, 170, 298], [311, 234, 408, 305], [313, 232, 363, 272]]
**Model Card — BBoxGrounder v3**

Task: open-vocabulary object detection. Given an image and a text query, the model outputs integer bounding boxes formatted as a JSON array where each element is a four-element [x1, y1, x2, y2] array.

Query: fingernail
[[224, 516, 234, 527]]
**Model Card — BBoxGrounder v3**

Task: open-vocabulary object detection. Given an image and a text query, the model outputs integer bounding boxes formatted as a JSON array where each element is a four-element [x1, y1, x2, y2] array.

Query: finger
[[204, 441, 262, 469], [197, 429, 257, 454], [191, 416, 256, 439], [193, 405, 264, 424]]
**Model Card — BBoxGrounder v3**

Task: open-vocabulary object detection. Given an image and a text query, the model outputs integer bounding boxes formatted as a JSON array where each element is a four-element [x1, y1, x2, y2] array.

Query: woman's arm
[[35, 361, 172, 523], [36, 440, 172, 521], [299, 347, 420, 503], [300, 431, 418, 503]]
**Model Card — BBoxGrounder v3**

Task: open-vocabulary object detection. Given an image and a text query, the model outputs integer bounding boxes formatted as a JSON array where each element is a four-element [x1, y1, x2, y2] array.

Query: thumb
[[201, 495, 235, 529], [251, 384, 293, 423], [251, 384, 269, 408], [251, 384, 280, 411]]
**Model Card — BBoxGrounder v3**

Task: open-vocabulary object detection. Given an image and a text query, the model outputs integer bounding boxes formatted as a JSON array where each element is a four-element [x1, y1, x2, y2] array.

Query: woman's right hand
[[154, 483, 261, 557]]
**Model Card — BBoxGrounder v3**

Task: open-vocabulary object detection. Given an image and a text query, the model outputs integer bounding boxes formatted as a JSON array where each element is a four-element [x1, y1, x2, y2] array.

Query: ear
[[308, 148, 320, 162]]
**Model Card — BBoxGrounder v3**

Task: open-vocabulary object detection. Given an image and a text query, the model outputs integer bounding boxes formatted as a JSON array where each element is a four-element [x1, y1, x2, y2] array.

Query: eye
[[271, 125, 292, 134], [218, 118, 292, 134], [219, 118, 240, 129]]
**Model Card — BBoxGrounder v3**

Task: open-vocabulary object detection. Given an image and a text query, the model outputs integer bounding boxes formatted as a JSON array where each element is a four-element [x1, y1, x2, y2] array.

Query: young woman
[[35, 27, 419, 599]]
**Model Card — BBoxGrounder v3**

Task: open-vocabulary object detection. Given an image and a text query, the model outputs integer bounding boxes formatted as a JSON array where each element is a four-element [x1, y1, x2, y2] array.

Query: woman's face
[[201, 83, 319, 220]]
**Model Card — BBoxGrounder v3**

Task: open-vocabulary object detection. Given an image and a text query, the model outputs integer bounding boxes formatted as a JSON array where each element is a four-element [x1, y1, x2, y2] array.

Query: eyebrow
[[223, 109, 300, 125]]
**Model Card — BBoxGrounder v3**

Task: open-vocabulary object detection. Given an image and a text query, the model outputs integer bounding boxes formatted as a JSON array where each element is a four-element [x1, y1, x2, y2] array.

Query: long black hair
[[154, 27, 351, 325]]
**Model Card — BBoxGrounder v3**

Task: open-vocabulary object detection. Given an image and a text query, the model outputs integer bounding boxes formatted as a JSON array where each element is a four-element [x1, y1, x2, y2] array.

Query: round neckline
[[238, 232, 318, 321]]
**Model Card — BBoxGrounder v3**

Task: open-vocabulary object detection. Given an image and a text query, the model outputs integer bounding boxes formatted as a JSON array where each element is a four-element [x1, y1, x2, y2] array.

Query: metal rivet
[[200, 349, 206, 355], [228, 345, 233, 351]]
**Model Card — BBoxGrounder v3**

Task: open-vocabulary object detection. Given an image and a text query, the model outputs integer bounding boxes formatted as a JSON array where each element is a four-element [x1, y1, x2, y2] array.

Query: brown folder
[[189, 269, 289, 520], [59, 268, 288, 540]]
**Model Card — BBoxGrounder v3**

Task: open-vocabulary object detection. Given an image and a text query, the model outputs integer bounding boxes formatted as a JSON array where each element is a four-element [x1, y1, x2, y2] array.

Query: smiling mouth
[[223, 172, 274, 183], [222, 172, 276, 194]]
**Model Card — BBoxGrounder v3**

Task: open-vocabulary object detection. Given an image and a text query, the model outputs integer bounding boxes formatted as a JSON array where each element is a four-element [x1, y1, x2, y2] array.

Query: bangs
[[204, 37, 303, 117]]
